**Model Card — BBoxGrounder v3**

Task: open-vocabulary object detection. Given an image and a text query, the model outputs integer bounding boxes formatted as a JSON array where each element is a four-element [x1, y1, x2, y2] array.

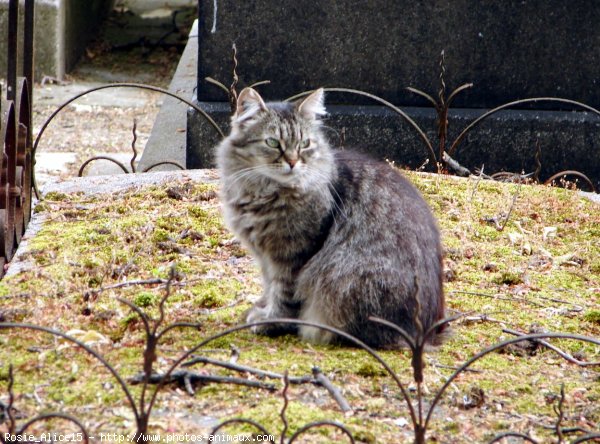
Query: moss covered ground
[[0, 172, 598, 443]]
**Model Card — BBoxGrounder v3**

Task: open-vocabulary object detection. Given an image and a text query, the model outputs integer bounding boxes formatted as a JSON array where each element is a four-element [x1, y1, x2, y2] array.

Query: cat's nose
[[286, 157, 298, 169]]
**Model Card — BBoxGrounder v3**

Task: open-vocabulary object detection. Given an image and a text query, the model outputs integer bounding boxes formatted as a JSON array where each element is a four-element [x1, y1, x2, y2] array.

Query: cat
[[216, 87, 445, 348]]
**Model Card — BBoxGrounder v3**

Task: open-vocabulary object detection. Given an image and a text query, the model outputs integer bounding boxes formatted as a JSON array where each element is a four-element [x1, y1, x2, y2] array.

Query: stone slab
[[41, 168, 218, 196], [196, 0, 600, 109], [187, 102, 600, 189], [0, 0, 113, 81], [137, 20, 198, 172]]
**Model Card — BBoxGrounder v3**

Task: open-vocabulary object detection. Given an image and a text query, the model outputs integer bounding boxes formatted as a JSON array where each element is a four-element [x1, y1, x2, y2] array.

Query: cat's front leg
[[246, 266, 300, 335]]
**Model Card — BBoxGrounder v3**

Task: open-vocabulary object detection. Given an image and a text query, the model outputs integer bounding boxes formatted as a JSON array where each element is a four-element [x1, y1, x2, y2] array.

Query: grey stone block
[[0, 0, 113, 81], [187, 102, 600, 188], [138, 19, 198, 172], [196, 0, 600, 109]]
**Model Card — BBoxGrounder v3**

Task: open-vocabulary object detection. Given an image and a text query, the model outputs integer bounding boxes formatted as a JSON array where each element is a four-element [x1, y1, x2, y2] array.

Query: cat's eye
[[300, 139, 311, 149], [265, 138, 280, 149]]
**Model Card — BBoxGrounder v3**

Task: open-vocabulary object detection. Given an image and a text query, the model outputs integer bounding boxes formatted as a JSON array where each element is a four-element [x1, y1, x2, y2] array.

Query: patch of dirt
[[33, 104, 160, 179]]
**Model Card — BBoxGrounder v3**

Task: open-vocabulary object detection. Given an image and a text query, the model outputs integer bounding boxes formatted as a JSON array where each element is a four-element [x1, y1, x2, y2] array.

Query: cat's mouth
[[265, 163, 305, 186]]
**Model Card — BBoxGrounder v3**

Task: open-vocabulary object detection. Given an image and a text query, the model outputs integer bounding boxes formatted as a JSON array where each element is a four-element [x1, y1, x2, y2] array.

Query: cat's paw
[[244, 305, 297, 336], [299, 325, 336, 344], [245, 305, 271, 333]]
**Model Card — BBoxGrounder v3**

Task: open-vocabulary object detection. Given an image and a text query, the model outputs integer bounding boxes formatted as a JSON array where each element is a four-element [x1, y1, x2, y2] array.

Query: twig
[[0, 293, 31, 300], [498, 182, 522, 231], [430, 363, 483, 374], [460, 314, 506, 325], [442, 151, 471, 177], [533, 140, 542, 183], [85, 277, 209, 299], [280, 372, 290, 444], [534, 295, 584, 312], [503, 329, 600, 367], [469, 165, 485, 204], [183, 356, 313, 384], [491, 171, 534, 183], [7, 365, 16, 433], [229, 43, 239, 113], [529, 419, 590, 435], [204, 76, 230, 95], [130, 119, 138, 173], [184, 357, 353, 412], [312, 367, 352, 413], [129, 370, 277, 393], [451, 291, 546, 308], [554, 384, 566, 443], [85, 278, 167, 297]]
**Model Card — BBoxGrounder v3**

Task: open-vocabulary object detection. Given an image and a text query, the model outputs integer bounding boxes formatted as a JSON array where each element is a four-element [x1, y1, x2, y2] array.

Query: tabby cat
[[216, 87, 445, 348]]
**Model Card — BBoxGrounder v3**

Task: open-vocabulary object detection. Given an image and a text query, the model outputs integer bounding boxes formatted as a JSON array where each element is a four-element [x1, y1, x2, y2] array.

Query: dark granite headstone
[[187, 0, 600, 187]]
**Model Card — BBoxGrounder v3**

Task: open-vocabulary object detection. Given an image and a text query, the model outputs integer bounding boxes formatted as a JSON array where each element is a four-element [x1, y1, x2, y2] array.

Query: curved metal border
[[0, 99, 17, 263]]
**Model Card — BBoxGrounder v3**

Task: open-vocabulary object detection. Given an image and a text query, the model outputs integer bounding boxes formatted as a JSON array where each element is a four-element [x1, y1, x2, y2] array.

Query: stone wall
[[196, 0, 600, 108], [0, 0, 114, 81]]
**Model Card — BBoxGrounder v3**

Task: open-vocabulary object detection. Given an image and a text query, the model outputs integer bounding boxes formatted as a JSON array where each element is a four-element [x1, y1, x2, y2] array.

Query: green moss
[[156, 215, 185, 231], [33, 201, 50, 213], [515, 384, 534, 394], [82, 257, 102, 269], [191, 279, 242, 309], [443, 421, 460, 433], [43, 191, 69, 201], [584, 310, 600, 325], [236, 399, 346, 437], [152, 227, 171, 243], [353, 430, 377, 443], [133, 291, 158, 308], [120, 312, 139, 328], [492, 271, 523, 285], [188, 205, 209, 219], [356, 361, 387, 377]]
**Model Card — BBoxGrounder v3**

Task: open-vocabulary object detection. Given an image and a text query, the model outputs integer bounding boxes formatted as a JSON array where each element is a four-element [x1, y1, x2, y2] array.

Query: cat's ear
[[297, 88, 326, 120], [234, 87, 267, 124]]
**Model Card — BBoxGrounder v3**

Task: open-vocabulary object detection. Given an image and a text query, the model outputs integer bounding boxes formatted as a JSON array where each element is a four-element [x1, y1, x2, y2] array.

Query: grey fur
[[216, 88, 445, 348]]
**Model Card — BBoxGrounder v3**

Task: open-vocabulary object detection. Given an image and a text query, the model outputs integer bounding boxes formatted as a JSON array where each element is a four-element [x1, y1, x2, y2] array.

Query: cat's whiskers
[[224, 164, 277, 193]]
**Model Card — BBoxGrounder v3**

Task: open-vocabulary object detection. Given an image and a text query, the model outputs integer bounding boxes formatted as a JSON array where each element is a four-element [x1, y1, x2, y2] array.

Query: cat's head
[[217, 88, 335, 188]]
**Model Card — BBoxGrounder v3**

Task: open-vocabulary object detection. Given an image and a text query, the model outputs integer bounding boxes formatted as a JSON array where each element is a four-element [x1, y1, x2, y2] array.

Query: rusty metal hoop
[[0, 0, 35, 277], [14, 78, 32, 244], [0, 99, 17, 264]]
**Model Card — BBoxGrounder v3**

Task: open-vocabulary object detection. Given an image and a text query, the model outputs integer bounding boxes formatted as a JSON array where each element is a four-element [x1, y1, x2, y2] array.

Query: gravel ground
[[30, 5, 196, 185]]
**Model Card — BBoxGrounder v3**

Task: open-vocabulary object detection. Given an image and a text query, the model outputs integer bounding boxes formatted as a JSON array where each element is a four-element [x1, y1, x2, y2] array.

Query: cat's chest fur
[[223, 185, 333, 264]]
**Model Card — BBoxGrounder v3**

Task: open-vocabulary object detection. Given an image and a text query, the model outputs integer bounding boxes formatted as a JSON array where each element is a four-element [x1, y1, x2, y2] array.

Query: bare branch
[[503, 328, 600, 367], [312, 367, 352, 413]]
